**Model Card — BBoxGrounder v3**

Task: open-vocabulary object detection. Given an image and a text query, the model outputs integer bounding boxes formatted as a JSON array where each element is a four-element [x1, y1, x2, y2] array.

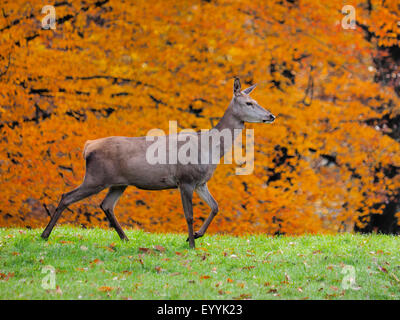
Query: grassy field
[[0, 226, 399, 300]]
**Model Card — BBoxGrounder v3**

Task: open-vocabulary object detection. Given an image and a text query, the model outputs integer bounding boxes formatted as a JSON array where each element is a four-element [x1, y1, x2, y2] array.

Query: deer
[[41, 77, 275, 248]]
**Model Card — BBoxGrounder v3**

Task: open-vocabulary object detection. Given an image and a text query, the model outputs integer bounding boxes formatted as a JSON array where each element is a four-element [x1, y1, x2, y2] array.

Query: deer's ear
[[233, 77, 241, 96], [242, 84, 257, 95]]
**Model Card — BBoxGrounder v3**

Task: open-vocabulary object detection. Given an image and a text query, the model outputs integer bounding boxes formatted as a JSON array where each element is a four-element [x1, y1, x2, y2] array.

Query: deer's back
[[82, 135, 216, 190]]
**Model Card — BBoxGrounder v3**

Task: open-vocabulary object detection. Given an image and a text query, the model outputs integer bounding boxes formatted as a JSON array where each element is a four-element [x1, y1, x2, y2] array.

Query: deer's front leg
[[194, 183, 218, 239], [179, 183, 195, 249]]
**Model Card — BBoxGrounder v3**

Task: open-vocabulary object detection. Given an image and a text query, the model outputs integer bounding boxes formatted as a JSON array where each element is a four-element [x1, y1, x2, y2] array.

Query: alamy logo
[[341, 5, 356, 30], [145, 121, 254, 175], [41, 5, 56, 30], [41, 265, 56, 290], [341, 265, 360, 290]]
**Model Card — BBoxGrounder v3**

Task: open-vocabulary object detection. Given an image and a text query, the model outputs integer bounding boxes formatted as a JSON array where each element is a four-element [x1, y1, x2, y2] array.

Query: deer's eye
[[246, 102, 252, 106]]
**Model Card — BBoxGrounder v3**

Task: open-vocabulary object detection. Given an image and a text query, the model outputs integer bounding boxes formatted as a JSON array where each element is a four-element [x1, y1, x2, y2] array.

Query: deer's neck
[[212, 101, 244, 159]]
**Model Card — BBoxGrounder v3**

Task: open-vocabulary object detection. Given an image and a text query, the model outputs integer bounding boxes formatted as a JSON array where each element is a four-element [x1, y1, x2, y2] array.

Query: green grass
[[0, 226, 399, 300]]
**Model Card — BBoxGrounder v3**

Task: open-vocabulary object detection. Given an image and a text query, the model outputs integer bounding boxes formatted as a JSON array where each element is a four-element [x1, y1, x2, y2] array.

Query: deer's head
[[232, 77, 275, 124]]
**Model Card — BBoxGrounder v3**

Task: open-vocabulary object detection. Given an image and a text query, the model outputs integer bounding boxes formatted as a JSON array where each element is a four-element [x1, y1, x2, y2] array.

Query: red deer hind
[[41, 78, 275, 248]]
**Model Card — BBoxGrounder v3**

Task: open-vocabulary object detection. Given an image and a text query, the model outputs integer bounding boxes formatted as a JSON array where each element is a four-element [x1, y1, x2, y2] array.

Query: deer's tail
[[82, 140, 93, 160]]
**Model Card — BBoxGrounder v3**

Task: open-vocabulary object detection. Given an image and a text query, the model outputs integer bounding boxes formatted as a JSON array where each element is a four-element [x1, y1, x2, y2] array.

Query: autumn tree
[[1, 0, 400, 235]]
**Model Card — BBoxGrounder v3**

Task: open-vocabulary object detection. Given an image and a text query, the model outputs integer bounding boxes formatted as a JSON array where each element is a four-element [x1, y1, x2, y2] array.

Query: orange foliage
[[1, 0, 400, 235]]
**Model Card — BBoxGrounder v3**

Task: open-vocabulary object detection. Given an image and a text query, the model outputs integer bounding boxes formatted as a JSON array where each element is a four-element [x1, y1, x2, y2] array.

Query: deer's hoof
[[186, 232, 203, 242], [194, 232, 203, 239], [119, 234, 129, 241]]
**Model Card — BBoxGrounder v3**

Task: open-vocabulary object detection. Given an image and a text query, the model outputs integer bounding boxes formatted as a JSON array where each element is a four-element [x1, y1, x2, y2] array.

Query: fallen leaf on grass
[[233, 293, 252, 300], [136, 257, 144, 266], [227, 278, 234, 283], [219, 290, 231, 295], [106, 243, 117, 252], [139, 248, 155, 254], [155, 266, 165, 273], [378, 265, 388, 273], [76, 267, 88, 272], [389, 272, 400, 283], [56, 285, 63, 295], [200, 275, 211, 280], [153, 245, 165, 253], [56, 268, 67, 273], [0, 272, 14, 281], [369, 250, 385, 255], [12, 252, 19, 256], [241, 266, 255, 271], [98, 286, 114, 292], [90, 259, 104, 266], [377, 264, 400, 283], [59, 240, 73, 244], [281, 273, 290, 284]]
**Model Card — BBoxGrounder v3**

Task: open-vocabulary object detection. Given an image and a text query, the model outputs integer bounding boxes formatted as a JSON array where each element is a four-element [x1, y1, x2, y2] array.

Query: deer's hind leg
[[100, 185, 128, 241], [41, 182, 105, 240]]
